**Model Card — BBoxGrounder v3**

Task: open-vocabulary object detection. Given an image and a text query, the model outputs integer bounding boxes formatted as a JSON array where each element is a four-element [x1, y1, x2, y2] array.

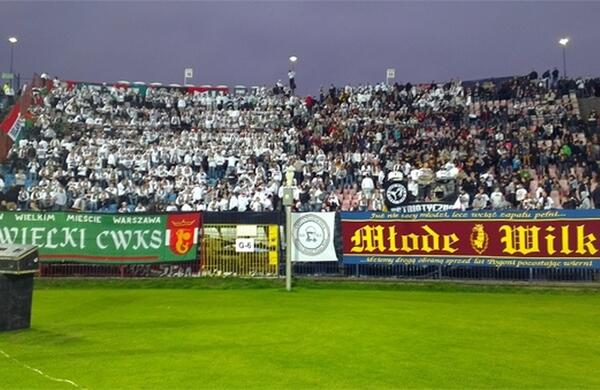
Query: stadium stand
[[0, 72, 599, 213]]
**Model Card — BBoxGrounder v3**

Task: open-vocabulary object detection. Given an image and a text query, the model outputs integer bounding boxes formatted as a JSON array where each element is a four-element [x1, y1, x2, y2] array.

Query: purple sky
[[2, 1, 600, 94]]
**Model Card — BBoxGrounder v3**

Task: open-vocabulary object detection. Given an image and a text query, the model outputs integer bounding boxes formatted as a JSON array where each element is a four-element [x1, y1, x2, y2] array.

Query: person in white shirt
[[490, 188, 505, 209], [515, 184, 528, 204], [361, 175, 375, 199], [229, 193, 239, 211], [165, 202, 179, 212], [472, 188, 490, 210], [52, 187, 67, 210], [543, 194, 555, 210], [237, 193, 249, 212], [288, 70, 296, 93], [458, 188, 470, 210], [134, 203, 147, 213]]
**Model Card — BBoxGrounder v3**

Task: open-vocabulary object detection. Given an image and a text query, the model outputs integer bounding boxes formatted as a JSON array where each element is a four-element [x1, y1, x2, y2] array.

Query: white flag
[[291, 212, 337, 262]]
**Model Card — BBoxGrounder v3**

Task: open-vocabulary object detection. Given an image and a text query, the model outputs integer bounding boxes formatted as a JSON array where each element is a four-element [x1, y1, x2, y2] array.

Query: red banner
[[341, 210, 600, 268], [0, 103, 20, 134]]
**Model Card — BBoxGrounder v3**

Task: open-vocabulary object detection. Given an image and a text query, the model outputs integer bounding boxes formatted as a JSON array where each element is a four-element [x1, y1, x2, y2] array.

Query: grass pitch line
[[0, 349, 85, 389]]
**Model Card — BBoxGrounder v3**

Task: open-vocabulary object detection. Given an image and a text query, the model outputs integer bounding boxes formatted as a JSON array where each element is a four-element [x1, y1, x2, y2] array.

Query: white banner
[[291, 212, 337, 262], [8, 116, 24, 141]]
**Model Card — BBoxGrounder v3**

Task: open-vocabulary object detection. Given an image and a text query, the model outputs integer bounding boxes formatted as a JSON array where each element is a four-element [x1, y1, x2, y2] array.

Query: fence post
[[528, 267, 533, 282], [355, 264, 359, 278], [438, 264, 443, 280]]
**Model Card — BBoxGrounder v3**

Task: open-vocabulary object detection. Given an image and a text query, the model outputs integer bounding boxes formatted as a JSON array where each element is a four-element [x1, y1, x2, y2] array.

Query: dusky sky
[[2, 1, 599, 94]]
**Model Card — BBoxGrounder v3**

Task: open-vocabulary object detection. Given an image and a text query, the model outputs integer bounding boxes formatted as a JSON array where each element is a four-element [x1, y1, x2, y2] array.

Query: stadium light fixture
[[7, 36, 18, 90], [289, 56, 298, 63], [558, 37, 570, 78]]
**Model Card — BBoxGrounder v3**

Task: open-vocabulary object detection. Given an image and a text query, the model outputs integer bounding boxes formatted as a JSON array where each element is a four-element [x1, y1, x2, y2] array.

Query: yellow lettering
[[401, 233, 420, 253], [387, 226, 399, 252], [500, 225, 540, 255], [560, 225, 572, 255], [443, 234, 459, 253], [576, 225, 598, 255], [545, 226, 556, 255], [350, 225, 386, 253], [421, 225, 440, 253], [350, 224, 461, 255]]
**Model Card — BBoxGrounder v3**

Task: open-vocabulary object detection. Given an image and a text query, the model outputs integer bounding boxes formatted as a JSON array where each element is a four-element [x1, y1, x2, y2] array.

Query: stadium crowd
[[1, 71, 600, 212]]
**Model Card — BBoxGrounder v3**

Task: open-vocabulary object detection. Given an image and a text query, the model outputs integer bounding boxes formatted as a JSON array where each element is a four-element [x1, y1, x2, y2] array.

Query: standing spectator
[[288, 70, 296, 94], [542, 69, 550, 89], [551, 68, 559, 88], [361, 175, 375, 200]]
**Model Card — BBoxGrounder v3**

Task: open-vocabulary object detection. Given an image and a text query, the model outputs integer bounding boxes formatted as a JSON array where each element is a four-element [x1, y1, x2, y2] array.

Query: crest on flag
[[167, 214, 200, 256]]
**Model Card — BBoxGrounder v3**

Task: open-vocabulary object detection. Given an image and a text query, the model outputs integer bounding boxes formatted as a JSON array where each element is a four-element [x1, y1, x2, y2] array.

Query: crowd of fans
[[1, 71, 599, 213]]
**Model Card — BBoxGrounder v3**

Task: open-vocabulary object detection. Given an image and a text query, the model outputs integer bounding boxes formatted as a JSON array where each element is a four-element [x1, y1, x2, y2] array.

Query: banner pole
[[285, 205, 292, 291], [283, 167, 295, 292]]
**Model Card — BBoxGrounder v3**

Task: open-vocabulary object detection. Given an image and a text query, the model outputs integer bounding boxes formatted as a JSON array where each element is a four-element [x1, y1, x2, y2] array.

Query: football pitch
[[0, 279, 599, 389]]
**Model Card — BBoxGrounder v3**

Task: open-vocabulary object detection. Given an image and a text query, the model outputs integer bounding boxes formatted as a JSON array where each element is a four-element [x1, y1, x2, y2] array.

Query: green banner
[[0, 212, 202, 264]]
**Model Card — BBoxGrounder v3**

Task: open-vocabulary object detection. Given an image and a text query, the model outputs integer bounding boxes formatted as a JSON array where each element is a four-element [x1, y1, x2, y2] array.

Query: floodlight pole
[[8, 37, 18, 91], [10, 44, 14, 75], [289, 55, 298, 71], [562, 45, 567, 79], [558, 37, 569, 79]]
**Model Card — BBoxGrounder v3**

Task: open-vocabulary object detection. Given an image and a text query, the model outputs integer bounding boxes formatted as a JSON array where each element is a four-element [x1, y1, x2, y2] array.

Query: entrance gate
[[201, 224, 279, 277]]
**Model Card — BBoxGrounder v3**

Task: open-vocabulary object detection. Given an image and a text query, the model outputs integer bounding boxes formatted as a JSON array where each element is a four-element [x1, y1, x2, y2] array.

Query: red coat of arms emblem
[[167, 214, 201, 256]]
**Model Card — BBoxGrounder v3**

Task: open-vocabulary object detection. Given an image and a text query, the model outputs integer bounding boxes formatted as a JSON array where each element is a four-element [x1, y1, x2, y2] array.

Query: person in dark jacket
[[552, 68, 560, 88], [592, 184, 600, 209], [542, 70, 551, 89], [528, 69, 538, 80]]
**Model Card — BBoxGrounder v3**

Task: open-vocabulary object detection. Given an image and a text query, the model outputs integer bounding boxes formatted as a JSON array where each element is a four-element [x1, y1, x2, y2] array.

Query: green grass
[[1, 279, 599, 389]]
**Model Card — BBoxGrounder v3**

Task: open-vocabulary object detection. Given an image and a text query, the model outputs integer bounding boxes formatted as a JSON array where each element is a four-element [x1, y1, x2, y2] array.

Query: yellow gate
[[201, 224, 279, 277]]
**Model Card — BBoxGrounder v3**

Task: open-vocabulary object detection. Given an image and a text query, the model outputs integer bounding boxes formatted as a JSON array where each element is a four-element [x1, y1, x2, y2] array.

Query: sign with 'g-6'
[[235, 238, 255, 253]]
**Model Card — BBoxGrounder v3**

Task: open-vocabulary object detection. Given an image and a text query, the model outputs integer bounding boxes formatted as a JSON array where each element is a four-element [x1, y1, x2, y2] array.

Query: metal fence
[[201, 224, 279, 277], [38, 260, 600, 282], [17, 209, 600, 282], [39, 261, 200, 278], [291, 262, 600, 282]]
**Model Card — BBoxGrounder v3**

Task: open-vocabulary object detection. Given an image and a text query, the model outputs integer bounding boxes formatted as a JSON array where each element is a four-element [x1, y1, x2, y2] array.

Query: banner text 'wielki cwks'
[[0, 212, 201, 263]]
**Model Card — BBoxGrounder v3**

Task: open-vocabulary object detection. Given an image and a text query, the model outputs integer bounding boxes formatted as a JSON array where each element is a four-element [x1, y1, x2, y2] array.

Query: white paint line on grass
[[0, 349, 85, 389]]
